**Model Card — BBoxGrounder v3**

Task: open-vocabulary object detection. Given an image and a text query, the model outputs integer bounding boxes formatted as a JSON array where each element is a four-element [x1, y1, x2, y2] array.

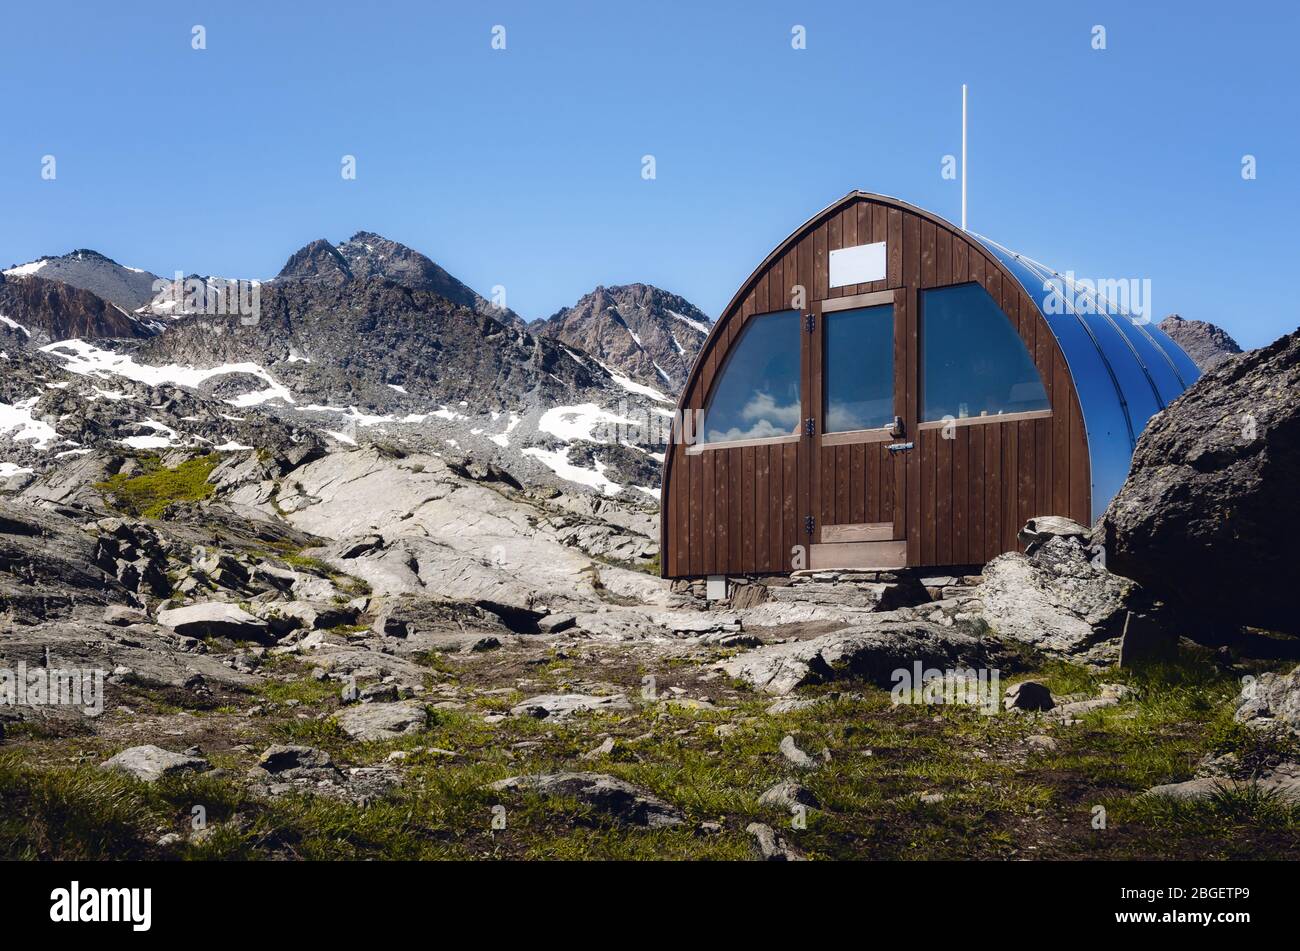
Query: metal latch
[[886, 441, 914, 453]]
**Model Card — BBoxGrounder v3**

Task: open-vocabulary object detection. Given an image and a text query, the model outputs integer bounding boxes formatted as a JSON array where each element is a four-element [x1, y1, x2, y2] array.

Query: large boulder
[[156, 602, 270, 642], [979, 534, 1162, 664], [718, 619, 1015, 695], [1101, 329, 1300, 635]]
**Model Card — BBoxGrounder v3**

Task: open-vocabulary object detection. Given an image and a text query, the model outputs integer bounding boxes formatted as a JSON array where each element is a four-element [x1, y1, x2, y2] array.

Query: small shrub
[[97, 454, 220, 518]]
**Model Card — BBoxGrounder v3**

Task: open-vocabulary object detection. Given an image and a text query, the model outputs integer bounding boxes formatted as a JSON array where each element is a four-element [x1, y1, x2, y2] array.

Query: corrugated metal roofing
[[971, 233, 1201, 521]]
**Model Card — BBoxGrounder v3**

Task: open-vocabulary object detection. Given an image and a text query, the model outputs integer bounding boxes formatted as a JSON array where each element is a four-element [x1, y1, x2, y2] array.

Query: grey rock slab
[[100, 745, 209, 783], [719, 618, 1014, 695], [537, 613, 577, 634], [1144, 763, 1300, 803], [331, 701, 428, 741], [978, 535, 1147, 662], [156, 602, 270, 642], [489, 772, 683, 827], [257, 745, 335, 772], [509, 693, 631, 720], [283, 450, 671, 612]]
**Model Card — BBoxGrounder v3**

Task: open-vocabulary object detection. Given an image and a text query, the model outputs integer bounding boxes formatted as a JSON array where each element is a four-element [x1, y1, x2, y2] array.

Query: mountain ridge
[[531, 282, 710, 390]]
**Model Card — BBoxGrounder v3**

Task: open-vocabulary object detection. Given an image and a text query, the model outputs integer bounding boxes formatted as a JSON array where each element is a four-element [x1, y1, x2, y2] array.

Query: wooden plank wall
[[663, 195, 1091, 577], [818, 442, 895, 531]]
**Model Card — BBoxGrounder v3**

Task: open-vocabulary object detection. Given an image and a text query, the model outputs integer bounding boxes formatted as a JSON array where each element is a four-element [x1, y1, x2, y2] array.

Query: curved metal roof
[[667, 190, 1204, 536], [971, 234, 1201, 521]]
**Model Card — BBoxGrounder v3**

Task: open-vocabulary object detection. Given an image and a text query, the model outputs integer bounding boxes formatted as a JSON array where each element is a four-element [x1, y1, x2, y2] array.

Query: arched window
[[921, 283, 1048, 421], [701, 310, 801, 443]]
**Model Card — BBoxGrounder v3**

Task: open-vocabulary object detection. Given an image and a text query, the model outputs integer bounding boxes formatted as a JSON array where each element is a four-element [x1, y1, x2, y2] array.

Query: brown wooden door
[[807, 288, 912, 569]]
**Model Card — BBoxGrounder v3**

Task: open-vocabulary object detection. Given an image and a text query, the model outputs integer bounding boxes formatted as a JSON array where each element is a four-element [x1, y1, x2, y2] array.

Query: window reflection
[[702, 310, 801, 443], [921, 283, 1049, 421], [824, 304, 894, 432]]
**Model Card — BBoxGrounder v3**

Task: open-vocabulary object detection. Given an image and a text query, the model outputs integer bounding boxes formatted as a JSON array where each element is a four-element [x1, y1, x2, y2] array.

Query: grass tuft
[[97, 453, 219, 518]]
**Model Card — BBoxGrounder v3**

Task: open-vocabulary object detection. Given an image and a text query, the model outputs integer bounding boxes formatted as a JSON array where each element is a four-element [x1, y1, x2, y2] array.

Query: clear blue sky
[[2, 0, 1295, 347]]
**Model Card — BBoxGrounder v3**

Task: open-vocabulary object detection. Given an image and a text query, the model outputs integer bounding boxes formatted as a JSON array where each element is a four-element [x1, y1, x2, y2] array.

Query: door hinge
[[805, 312, 815, 333], [804, 515, 815, 535], [804, 417, 815, 437]]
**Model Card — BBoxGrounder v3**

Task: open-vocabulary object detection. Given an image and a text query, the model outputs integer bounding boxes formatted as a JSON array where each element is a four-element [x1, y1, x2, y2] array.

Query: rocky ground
[[3, 428, 1299, 859], [2, 287, 1297, 859]]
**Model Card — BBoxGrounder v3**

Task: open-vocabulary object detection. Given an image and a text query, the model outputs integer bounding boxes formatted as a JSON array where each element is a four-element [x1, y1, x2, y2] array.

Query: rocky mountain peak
[[1158, 314, 1244, 372], [334, 231, 522, 326], [3, 248, 162, 312], [533, 282, 711, 391], [274, 239, 354, 284]]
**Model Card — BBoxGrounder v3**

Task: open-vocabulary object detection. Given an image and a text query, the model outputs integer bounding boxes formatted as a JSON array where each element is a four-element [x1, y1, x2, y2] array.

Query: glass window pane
[[824, 304, 894, 432], [702, 310, 801, 443], [921, 283, 1049, 422]]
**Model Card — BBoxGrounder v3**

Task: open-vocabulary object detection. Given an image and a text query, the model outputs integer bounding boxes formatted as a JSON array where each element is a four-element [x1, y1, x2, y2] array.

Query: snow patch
[[523, 447, 622, 496], [0, 398, 59, 449], [596, 360, 672, 403], [0, 315, 32, 337], [3, 261, 48, 278], [537, 403, 636, 444], [489, 411, 522, 448], [42, 339, 296, 406], [667, 309, 709, 335], [120, 419, 178, 450]]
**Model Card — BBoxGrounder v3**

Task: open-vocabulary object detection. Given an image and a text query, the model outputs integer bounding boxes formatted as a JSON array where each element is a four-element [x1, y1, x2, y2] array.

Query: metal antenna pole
[[961, 84, 968, 231]]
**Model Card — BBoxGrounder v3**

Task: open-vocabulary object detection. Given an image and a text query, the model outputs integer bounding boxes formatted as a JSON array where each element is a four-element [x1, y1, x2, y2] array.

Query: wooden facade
[[660, 191, 1092, 577]]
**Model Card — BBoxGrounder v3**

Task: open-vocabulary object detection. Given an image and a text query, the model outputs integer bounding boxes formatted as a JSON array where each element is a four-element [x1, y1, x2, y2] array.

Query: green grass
[[4, 647, 1298, 860], [283, 553, 335, 575], [278, 551, 371, 597], [96, 453, 220, 518]]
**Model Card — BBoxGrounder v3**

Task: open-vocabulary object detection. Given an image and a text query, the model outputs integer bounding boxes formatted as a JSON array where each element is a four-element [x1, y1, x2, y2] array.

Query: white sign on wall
[[829, 241, 887, 288]]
